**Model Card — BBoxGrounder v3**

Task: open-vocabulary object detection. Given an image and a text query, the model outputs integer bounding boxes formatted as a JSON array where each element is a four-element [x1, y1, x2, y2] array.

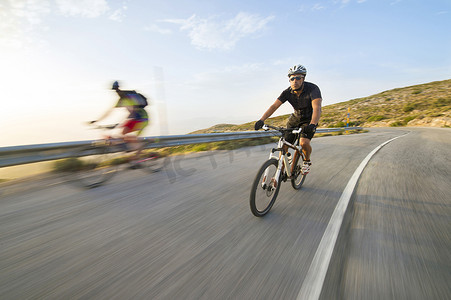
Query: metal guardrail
[[0, 127, 361, 168]]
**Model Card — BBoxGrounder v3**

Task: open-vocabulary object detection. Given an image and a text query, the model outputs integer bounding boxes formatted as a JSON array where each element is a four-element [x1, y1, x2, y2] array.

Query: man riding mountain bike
[[254, 65, 322, 174], [91, 81, 149, 167]]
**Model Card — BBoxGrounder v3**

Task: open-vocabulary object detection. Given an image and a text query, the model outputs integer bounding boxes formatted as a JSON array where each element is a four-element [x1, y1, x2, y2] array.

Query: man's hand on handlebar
[[303, 124, 317, 134], [254, 120, 264, 130]]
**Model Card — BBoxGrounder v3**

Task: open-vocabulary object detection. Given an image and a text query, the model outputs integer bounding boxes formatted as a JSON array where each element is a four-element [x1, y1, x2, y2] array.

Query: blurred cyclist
[[91, 81, 149, 167], [254, 65, 322, 174]]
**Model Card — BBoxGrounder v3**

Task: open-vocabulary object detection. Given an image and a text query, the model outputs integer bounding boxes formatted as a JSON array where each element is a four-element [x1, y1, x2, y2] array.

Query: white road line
[[297, 133, 409, 300]]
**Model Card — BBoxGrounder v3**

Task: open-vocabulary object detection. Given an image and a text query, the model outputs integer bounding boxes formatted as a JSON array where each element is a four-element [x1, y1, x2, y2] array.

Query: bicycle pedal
[[282, 173, 288, 182]]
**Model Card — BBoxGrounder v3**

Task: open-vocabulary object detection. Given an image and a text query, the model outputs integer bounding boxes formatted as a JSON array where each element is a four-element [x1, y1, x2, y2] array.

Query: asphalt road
[[1, 128, 450, 299], [327, 127, 451, 300]]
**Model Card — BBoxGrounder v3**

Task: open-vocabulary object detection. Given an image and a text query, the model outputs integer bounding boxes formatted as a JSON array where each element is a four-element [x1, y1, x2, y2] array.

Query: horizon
[[4, 77, 449, 147], [1, 0, 450, 147]]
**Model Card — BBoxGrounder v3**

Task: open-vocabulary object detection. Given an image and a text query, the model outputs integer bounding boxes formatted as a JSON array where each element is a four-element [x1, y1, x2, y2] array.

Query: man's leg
[[300, 137, 312, 160], [126, 120, 149, 161], [122, 123, 143, 161], [300, 137, 313, 174]]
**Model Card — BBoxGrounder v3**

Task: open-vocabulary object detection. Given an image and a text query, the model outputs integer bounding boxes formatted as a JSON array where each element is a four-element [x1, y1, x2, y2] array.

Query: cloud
[[390, 0, 402, 5], [0, 0, 51, 48], [333, 0, 367, 5], [55, 0, 109, 18], [312, 4, 326, 11], [144, 24, 172, 35], [303, 0, 366, 12], [109, 6, 127, 22], [162, 12, 274, 51], [0, 0, 120, 49], [334, 0, 351, 4]]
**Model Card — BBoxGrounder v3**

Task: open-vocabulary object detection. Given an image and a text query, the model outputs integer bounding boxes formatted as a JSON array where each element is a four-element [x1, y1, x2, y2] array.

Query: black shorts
[[284, 113, 315, 143]]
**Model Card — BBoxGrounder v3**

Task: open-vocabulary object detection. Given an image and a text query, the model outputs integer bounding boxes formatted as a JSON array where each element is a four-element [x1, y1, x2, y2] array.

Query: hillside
[[191, 79, 451, 133]]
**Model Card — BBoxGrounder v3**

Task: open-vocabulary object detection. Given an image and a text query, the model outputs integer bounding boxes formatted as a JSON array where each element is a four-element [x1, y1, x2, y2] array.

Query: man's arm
[[310, 98, 322, 125], [260, 99, 283, 121], [93, 106, 115, 123]]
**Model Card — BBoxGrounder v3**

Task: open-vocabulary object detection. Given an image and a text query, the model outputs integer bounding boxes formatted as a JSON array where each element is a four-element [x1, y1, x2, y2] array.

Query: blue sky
[[1, 0, 450, 146]]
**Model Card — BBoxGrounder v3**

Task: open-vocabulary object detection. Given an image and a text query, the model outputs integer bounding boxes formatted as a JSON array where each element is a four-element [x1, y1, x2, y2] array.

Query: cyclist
[[91, 81, 149, 167], [254, 65, 322, 174]]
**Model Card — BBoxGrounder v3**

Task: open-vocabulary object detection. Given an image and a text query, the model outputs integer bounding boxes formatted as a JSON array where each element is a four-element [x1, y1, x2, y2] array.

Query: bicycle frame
[[90, 124, 148, 152], [263, 126, 303, 186]]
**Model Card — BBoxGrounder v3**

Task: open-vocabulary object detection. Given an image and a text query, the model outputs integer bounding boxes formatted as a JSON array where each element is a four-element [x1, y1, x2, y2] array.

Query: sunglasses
[[290, 76, 305, 81]]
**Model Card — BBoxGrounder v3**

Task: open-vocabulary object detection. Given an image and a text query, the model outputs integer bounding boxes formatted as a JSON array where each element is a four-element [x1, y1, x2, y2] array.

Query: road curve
[[0, 128, 449, 299], [322, 127, 451, 300]]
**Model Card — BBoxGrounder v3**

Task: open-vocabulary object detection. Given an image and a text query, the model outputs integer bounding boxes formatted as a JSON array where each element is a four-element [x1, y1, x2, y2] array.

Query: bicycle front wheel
[[70, 145, 125, 188], [250, 158, 281, 217], [291, 152, 306, 190], [139, 151, 164, 173]]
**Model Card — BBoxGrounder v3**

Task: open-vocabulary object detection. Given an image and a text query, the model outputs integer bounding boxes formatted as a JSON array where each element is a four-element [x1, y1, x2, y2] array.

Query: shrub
[[328, 122, 347, 128], [367, 115, 386, 122], [111, 157, 128, 165], [390, 121, 405, 127], [404, 115, 417, 123], [432, 97, 451, 108], [428, 113, 444, 117], [53, 158, 83, 172], [192, 144, 210, 152], [347, 121, 360, 126], [403, 103, 417, 112], [321, 118, 334, 123]]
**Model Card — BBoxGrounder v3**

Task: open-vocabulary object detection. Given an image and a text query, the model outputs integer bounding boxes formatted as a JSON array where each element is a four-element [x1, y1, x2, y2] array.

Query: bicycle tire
[[250, 158, 281, 217], [139, 151, 164, 173], [291, 152, 306, 190], [70, 145, 123, 188]]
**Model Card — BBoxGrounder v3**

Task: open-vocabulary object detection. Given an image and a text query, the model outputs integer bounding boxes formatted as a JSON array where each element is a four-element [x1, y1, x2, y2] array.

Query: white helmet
[[288, 65, 307, 77]]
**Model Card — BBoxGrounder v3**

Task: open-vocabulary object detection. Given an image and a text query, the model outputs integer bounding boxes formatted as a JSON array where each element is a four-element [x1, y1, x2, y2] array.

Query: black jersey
[[278, 82, 322, 120]]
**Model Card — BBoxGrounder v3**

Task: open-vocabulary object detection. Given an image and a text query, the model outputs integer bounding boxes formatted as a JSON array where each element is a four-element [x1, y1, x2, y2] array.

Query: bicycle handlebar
[[262, 124, 302, 134], [87, 123, 120, 130]]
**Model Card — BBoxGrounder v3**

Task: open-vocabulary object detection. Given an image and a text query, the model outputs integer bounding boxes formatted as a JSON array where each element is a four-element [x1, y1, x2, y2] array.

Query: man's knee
[[300, 138, 311, 148]]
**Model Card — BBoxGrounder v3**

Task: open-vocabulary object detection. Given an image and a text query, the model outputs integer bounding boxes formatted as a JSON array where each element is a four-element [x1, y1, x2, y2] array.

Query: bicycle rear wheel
[[291, 152, 306, 190], [70, 144, 126, 188], [250, 158, 281, 217]]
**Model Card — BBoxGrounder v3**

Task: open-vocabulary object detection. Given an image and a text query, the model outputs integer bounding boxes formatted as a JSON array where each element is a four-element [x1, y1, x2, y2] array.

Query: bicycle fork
[[262, 140, 289, 189]]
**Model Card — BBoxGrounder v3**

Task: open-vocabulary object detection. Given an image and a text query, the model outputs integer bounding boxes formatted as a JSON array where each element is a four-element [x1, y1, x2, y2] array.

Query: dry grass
[[193, 79, 451, 133], [321, 79, 451, 128]]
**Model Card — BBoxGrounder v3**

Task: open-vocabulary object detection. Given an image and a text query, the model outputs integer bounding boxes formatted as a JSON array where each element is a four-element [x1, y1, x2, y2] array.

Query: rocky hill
[[191, 79, 451, 133]]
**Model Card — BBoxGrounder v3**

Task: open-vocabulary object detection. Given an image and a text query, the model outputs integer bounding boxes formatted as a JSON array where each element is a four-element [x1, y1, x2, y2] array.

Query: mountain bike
[[68, 124, 163, 188], [249, 125, 307, 217]]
